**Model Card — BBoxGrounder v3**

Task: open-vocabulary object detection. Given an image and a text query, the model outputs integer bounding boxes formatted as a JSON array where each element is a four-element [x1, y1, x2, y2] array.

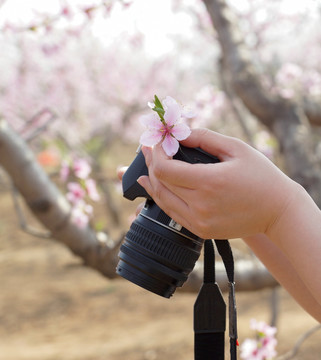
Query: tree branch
[[0, 119, 121, 278], [276, 324, 321, 360], [304, 98, 321, 127], [202, 0, 321, 204], [0, 119, 281, 293], [183, 256, 278, 293]]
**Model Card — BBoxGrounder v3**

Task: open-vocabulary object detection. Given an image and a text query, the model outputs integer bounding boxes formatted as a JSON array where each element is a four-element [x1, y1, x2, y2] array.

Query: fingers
[[136, 202, 144, 216], [137, 174, 192, 230], [141, 145, 205, 189], [117, 166, 128, 181], [180, 128, 238, 159]]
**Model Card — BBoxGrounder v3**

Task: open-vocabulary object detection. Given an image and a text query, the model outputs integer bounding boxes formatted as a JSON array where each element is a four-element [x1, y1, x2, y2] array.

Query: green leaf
[[154, 95, 164, 111], [153, 106, 165, 115], [152, 94, 165, 122]]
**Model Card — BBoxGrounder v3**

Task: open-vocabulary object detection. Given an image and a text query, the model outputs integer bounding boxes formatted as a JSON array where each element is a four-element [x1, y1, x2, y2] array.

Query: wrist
[[265, 180, 306, 242]]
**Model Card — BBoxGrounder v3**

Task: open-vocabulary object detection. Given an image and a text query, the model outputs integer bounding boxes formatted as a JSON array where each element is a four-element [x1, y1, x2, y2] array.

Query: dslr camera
[[116, 145, 219, 298]]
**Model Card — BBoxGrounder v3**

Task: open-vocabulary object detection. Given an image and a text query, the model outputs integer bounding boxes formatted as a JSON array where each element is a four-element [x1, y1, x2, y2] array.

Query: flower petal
[[162, 134, 179, 156], [140, 129, 163, 146], [139, 113, 162, 129], [162, 96, 178, 109], [164, 102, 181, 126], [171, 122, 191, 140], [181, 108, 196, 118]]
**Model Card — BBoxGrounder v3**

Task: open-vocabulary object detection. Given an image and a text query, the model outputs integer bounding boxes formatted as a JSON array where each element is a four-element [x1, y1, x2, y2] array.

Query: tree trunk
[[202, 0, 321, 204]]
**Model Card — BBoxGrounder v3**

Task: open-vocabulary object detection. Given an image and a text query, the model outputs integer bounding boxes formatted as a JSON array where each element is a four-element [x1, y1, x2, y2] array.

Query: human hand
[[137, 128, 299, 239]]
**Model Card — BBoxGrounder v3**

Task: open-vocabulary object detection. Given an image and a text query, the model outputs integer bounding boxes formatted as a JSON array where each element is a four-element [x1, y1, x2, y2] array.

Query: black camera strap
[[194, 239, 238, 360]]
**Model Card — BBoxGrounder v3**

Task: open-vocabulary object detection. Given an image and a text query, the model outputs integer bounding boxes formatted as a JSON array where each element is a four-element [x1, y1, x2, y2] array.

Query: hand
[[137, 128, 300, 239]]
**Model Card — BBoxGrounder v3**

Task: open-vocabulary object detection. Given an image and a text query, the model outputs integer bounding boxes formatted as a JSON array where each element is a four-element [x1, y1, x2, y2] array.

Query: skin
[[118, 128, 321, 322]]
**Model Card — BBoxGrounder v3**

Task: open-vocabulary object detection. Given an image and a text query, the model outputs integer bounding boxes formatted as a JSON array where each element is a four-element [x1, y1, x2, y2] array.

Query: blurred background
[[0, 0, 320, 359]]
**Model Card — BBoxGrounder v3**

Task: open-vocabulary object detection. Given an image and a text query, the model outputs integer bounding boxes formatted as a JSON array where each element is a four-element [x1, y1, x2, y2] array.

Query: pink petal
[[164, 102, 181, 127], [139, 113, 162, 129], [140, 129, 163, 146], [171, 122, 191, 140], [162, 134, 179, 156], [162, 96, 177, 109], [181, 108, 196, 118]]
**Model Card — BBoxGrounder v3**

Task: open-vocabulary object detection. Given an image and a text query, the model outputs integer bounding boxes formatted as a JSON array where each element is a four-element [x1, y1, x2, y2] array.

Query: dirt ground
[[0, 193, 320, 360]]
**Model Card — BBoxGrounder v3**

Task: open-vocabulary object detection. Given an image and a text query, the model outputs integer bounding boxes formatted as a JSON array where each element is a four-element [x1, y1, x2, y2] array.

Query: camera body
[[116, 145, 219, 298]]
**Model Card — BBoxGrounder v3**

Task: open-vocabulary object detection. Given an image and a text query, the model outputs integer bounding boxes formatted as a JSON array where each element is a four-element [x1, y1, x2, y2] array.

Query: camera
[[116, 145, 219, 298]]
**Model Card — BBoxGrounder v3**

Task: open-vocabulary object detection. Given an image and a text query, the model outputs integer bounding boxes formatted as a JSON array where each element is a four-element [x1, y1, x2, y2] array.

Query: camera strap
[[194, 239, 238, 360]]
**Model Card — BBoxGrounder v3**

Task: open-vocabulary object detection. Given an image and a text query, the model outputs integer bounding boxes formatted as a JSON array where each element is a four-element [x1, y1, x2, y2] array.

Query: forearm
[[137, 129, 321, 321], [244, 184, 321, 322], [244, 233, 321, 322]]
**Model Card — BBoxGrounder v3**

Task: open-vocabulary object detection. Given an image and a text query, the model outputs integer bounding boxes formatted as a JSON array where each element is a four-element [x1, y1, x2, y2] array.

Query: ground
[[0, 193, 320, 360]]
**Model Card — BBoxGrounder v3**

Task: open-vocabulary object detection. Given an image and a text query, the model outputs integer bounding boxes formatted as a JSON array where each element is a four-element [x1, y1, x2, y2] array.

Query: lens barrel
[[116, 210, 203, 298]]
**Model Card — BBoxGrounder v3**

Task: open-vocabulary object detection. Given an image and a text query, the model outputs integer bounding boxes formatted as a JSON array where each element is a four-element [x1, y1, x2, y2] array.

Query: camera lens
[[116, 201, 203, 298]]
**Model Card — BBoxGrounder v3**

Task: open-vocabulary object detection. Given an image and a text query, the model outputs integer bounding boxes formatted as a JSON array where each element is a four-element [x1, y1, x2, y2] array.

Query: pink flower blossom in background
[[85, 179, 100, 201], [240, 338, 260, 360], [66, 182, 86, 204], [71, 206, 89, 228], [240, 319, 277, 360], [60, 160, 70, 182], [70, 200, 93, 228], [73, 158, 92, 179], [60, 157, 101, 229], [140, 96, 192, 157]]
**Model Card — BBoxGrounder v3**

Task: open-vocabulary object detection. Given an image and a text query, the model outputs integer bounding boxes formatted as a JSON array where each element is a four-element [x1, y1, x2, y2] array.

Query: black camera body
[[116, 145, 219, 298]]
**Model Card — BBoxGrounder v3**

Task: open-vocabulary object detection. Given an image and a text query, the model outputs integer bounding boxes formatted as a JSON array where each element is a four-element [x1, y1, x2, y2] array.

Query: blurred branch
[[0, 118, 121, 278], [276, 324, 321, 360], [18, 108, 58, 142], [269, 287, 280, 328], [303, 98, 321, 127], [0, 119, 297, 295], [218, 57, 255, 145], [10, 183, 52, 238], [202, 0, 321, 204], [183, 256, 278, 293]]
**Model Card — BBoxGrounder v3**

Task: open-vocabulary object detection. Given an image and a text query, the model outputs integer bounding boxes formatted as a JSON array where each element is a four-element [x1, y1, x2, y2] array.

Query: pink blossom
[[66, 182, 85, 204], [162, 95, 196, 119], [60, 160, 70, 182], [276, 63, 303, 83], [85, 179, 100, 201], [61, 6, 72, 19], [240, 319, 277, 360], [70, 200, 93, 228], [250, 319, 277, 338], [240, 339, 260, 360], [71, 206, 89, 228], [73, 158, 91, 179], [140, 96, 191, 157]]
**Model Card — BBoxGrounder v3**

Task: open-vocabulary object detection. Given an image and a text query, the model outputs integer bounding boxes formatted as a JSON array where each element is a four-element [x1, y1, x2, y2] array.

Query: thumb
[[180, 128, 237, 159]]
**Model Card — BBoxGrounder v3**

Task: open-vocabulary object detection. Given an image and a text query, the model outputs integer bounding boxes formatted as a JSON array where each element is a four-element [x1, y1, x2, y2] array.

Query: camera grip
[[122, 145, 220, 201], [122, 150, 150, 200]]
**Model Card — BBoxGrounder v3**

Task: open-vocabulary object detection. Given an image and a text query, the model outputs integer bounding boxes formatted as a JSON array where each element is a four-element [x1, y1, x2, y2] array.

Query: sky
[[0, 0, 319, 25], [0, 0, 319, 57], [0, 0, 195, 56]]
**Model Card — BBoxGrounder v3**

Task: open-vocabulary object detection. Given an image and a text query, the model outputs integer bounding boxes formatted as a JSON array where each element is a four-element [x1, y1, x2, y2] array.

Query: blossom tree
[[0, 0, 321, 299]]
